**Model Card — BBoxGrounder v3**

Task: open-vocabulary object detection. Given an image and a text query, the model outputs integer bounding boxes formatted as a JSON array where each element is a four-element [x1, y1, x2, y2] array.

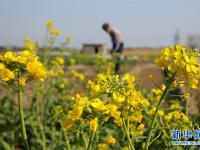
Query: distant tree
[[186, 34, 200, 49], [174, 29, 180, 45]]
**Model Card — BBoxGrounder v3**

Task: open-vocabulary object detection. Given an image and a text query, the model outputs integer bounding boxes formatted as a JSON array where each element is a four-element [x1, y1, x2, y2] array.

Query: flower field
[[0, 21, 200, 150]]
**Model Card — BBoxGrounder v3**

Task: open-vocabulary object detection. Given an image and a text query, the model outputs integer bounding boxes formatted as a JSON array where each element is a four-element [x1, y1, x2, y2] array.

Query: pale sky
[[0, 0, 200, 48]]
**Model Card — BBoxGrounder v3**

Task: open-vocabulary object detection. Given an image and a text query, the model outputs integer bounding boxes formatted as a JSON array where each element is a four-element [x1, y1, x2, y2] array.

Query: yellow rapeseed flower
[[129, 111, 143, 123], [68, 106, 83, 121], [112, 91, 125, 103], [114, 118, 123, 126], [98, 144, 108, 150], [54, 57, 64, 65], [26, 60, 46, 81], [50, 29, 61, 36], [46, 20, 55, 28], [138, 123, 145, 130], [155, 45, 200, 89], [26, 43, 37, 52], [62, 118, 74, 130], [19, 77, 25, 87], [90, 98, 105, 111], [105, 136, 116, 145], [0, 63, 5, 70], [3, 51, 16, 62], [147, 107, 164, 117], [89, 119, 98, 132], [69, 58, 76, 65], [1, 68, 15, 81], [70, 70, 84, 81], [24, 36, 32, 44]]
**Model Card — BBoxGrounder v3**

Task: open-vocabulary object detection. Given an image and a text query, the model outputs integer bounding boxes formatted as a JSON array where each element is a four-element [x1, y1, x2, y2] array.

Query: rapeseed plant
[[145, 45, 200, 150], [0, 50, 46, 149]]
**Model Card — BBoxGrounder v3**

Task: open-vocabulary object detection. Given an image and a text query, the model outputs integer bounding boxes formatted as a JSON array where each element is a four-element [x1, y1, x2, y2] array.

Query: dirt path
[[127, 60, 163, 90]]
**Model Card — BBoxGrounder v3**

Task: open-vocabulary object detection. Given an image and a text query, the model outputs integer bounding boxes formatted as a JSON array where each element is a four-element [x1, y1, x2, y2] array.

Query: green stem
[[18, 87, 29, 150], [87, 131, 95, 150], [81, 129, 88, 149], [145, 84, 171, 150], [40, 124, 46, 150], [11, 91, 15, 150], [122, 118, 135, 150], [35, 82, 46, 150], [95, 130, 99, 150], [62, 129, 71, 150]]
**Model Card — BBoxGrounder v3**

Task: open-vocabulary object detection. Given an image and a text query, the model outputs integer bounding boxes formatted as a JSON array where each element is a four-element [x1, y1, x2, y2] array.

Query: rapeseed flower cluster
[[47, 56, 69, 90], [46, 20, 55, 28], [70, 70, 85, 81], [164, 111, 193, 130], [46, 20, 61, 36], [69, 58, 76, 66], [88, 73, 149, 111], [62, 73, 149, 142], [105, 136, 116, 145], [151, 84, 166, 102], [45, 20, 62, 50], [62, 94, 88, 130], [95, 57, 115, 75], [147, 107, 164, 117], [24, 37, 38, 52], [129, 123, 145, 137], [155, 45, 200, 89], [98, 144, 109, 150], [50, 29, 61, 36], [0, 50, 46, 87], [48, 56, 65, 77]]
